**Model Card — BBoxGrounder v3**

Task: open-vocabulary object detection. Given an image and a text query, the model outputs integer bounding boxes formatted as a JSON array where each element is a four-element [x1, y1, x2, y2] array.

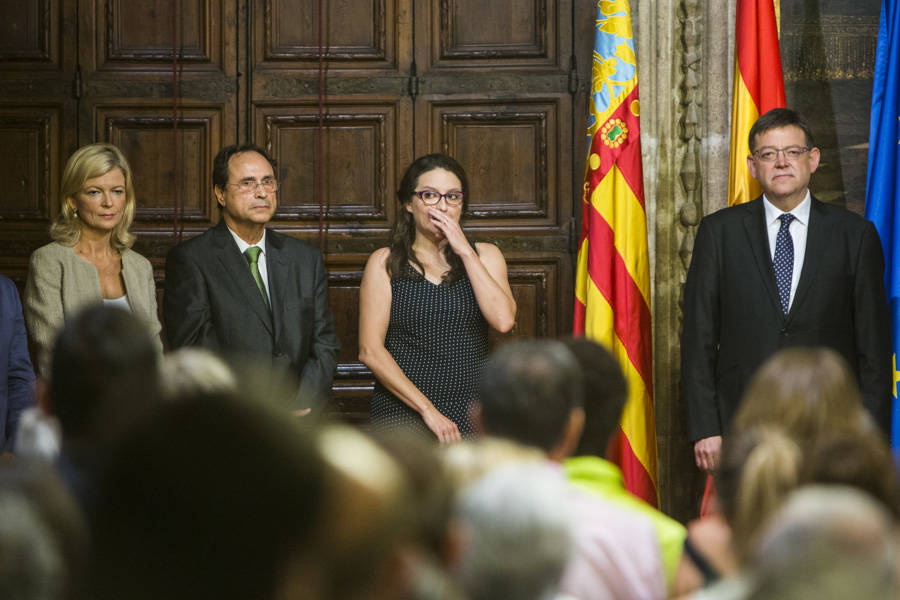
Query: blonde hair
[[717, 426, 801, 564], [51, 143, 136, 251], [734, 347, 867, 445]]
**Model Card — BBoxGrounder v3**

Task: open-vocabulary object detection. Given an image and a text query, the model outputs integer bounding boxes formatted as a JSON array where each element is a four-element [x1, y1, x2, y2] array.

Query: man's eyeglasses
[[228, 177, 278, 194], [414, 190, 464, 206], [752, 146, 811, 163]]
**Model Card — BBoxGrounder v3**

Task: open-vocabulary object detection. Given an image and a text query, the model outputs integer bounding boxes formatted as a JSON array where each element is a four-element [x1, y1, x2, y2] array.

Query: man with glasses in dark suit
[[682, 108, 891, 473], [164, 144, 340, 413]]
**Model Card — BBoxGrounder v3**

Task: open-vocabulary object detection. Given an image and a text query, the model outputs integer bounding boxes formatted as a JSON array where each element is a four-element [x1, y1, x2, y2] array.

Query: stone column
[[634, 0, 734, 521]]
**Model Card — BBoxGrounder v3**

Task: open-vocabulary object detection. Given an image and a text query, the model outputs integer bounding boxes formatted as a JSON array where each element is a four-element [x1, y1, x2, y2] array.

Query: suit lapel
[[212, 221, 273, 335], [789, 196, 827, 320], [742, 198, 784, 319], [265, 231, 288, 344]]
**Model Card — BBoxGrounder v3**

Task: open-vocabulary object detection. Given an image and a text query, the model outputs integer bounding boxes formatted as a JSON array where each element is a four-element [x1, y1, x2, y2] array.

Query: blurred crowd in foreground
[[2, 304, 899, 600]]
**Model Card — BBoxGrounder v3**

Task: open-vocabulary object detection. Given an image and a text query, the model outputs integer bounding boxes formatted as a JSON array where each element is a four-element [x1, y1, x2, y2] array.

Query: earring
[[73, 208, 78, 217]]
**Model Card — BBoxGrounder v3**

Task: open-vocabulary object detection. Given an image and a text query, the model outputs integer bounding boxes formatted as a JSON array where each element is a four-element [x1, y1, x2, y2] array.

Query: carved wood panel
[[254, 0, 399, 67], [0, 0, 56, 65], [421, 0, 560, 68], [97, 105, 224, 223], [253, 100, 409, 228], [83, 0, 224, 72], [0, 109, 59, 221], [423, 99, 563, 228], [0, 0, 75, 269]]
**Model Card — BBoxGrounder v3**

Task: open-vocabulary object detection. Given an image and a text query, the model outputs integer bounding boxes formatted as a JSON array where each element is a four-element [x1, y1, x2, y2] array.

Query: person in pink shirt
[[474, 339, 665, 600]]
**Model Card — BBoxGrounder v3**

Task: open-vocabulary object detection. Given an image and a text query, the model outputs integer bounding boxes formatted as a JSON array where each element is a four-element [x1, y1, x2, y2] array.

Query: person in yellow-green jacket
[[561, 337, 687, 593]]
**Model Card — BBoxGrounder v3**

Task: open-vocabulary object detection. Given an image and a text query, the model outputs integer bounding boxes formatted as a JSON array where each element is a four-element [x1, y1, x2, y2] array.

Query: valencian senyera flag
[[574, 0, 657, 507], [728, 0, 786, 206], [864, 0, 900, 449]]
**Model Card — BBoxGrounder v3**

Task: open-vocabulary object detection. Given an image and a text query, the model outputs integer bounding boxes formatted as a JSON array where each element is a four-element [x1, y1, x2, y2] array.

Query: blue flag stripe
[[865, 0, 900, 448]]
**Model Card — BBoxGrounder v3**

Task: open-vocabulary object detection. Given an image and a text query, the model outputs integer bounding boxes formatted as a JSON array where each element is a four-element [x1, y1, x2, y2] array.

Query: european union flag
[[865, 0, 900, 448]]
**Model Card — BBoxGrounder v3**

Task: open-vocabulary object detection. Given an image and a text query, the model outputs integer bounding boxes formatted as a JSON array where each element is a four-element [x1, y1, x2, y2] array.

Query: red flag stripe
[[611, 428, 658, 507], [583, 207, 653, 390], [736, 0, 785, 111]]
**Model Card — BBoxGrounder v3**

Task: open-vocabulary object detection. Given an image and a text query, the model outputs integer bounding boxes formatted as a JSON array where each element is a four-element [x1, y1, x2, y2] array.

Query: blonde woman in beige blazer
[[24, 144, 162, 376]]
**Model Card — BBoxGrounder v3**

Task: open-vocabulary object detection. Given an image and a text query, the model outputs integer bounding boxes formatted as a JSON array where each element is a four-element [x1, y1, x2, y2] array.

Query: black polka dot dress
[[370, 264, 489, 439]]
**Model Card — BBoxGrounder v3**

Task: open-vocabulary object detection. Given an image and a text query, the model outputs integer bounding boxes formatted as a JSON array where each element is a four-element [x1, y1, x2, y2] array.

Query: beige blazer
[[24, 242, 163, 376]]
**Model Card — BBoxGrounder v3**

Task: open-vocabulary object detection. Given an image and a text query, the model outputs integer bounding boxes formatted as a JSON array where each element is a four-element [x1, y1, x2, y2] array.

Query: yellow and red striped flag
[[728, 0, 786, 206], [574, 0, 657, 507]]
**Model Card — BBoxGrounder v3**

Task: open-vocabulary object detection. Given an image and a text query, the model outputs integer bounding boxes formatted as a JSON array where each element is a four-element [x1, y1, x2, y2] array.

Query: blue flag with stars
[[865, 0, 900, 448]]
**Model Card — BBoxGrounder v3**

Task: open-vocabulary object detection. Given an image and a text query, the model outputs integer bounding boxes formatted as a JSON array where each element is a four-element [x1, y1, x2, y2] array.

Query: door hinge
[[567, 55, 578, 96], [408, 60, 419, 100], [73, 65, 83, 99], [568, 216, 580, 255]]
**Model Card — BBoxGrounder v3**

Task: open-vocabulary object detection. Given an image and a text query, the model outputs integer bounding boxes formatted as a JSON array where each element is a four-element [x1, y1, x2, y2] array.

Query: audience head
[[476, 339, 585, 457], [734, 346, 868, 445], [561, 336, 628, 456], [313, 425, 413, 600], [91, 392, 328, 600], [52, 143, 136, 251], [158, 347, 237, 400], [800, 431, 900, 519], [715, 426, 801, 564], [0, 463, 88, 600], [370, 430, 456, 561], [746, 486, 899, 600], [454, 463, 572, 600], [0, 489, 63, 600], [49, 305, 160, 449], [442, 437, 545, 491]]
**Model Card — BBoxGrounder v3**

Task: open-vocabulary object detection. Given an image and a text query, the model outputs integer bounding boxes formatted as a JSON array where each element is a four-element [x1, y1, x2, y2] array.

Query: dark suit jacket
[[681, 196, 891, 441], [163, 221, 340, 407], [0, 275, 35, 452]]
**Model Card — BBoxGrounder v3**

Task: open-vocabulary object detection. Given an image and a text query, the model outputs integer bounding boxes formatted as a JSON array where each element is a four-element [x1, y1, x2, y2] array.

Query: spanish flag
[[574, 0, 657, 507], [728, 0, 786, 206]]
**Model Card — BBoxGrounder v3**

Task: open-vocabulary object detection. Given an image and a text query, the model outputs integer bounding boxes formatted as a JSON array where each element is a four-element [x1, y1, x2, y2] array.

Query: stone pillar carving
[[634, 0, 735, 520]]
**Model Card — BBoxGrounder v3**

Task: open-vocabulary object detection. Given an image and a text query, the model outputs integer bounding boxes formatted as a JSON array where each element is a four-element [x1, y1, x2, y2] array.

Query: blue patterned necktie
[[774, 213, 795, 314], [243, 246, 270, 310]]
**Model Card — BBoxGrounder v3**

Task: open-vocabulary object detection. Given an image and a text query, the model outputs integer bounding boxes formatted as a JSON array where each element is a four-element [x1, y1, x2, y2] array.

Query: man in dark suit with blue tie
[[682, 108, 891, 472], [0, 274, 35, 453], [164, 144, 340, 412]]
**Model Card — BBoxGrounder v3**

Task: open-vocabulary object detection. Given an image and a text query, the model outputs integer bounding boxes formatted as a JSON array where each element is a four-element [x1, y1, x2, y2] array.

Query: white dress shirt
[[763, 192, 810, 312]]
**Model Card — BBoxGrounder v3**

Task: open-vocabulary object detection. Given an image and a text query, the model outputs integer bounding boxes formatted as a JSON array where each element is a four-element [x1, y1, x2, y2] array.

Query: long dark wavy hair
[[387, 154, 473, 284]]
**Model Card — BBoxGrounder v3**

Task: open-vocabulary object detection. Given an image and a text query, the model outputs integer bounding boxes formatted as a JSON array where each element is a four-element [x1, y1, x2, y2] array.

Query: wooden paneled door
[[0, 0, 581, 422]]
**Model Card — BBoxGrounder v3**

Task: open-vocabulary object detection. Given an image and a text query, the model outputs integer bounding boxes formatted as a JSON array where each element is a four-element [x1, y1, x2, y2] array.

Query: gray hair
[[456, 463, 572, 600], [746, 485, 900, 599], [0, 492, 63, 600]]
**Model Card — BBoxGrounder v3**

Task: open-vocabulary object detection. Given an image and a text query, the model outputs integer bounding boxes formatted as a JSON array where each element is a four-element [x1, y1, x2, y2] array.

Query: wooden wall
[[0, 0, 585, 422]]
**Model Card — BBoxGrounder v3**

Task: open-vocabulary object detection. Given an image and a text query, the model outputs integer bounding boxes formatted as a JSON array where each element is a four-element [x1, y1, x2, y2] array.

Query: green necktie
[[243, 246, 270, 310]]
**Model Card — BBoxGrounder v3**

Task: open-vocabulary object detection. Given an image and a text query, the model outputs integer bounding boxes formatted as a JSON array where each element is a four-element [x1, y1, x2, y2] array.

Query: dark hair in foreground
[[212, 143, 277, 191], [91, 392, 327, 600], [477, 339, 584, 453], [50, 305, 160, 444], [747, 108, 815, 152], [562, 336, 628, 456], [388, 153, 471, 284]]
